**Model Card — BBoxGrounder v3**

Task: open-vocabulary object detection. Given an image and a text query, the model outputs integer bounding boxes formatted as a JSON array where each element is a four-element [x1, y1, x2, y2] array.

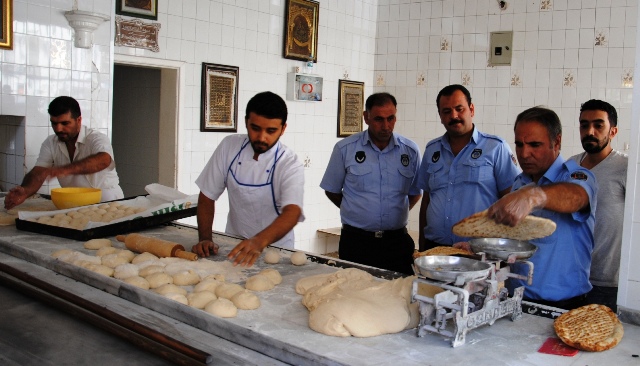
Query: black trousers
[[339, 225, 415, 275]]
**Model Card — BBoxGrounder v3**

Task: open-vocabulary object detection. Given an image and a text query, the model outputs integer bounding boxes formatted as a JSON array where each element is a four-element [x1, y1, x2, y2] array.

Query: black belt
[[342, 224, 407, 239]]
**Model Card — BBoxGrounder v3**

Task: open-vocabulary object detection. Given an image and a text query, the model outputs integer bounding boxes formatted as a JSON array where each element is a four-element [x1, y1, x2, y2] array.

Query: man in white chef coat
[[191, 91, 305, 266], [4, 96, 123, 210]]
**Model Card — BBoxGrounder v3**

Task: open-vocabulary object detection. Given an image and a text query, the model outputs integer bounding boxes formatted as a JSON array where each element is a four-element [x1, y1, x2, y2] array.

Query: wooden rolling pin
[[116, 233, 198, 261]]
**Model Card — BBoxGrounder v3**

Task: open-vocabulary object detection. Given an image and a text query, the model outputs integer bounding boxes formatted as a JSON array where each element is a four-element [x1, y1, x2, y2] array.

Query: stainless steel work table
[[0, 224, 639, 365]]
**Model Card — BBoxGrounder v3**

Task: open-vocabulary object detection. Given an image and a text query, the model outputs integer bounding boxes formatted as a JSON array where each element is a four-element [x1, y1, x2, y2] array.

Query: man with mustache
[[321, 93, 422, 275], [191, 92, 304, 267], [487, 106, 597, 309], [417, 84, 520, 250], [569, 99, 627, 312], [4, 96, 123, 210]]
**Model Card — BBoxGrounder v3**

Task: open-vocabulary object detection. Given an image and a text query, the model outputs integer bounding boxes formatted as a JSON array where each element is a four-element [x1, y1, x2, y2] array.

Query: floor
[[0, 284, 174, 366]]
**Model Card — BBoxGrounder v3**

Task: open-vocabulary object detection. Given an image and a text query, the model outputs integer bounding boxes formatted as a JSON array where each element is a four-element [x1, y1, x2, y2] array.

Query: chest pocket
[[462, 159, 494, 183], [346, 164, 372, 191], [393, 167, 415, 194], [426, 163, 448, 192]]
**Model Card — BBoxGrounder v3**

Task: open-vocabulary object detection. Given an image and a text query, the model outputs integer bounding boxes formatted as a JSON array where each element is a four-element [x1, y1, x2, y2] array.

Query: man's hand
[[487, 185, 547, 226], [4, 186, 28, 210], [227, 238, 263, 267], [453, 241, 472, 252], [191, 239, 219, 257]]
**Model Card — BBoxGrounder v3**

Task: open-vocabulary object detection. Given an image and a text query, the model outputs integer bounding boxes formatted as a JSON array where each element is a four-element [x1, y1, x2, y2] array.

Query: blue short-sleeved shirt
[[417, 127, 520, 244], [320, 130, 421, 231], [508, 156, 597, 302]]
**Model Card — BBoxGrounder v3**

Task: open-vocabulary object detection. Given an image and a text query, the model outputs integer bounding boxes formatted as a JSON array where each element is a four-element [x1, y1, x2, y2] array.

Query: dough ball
[[96, 247, 119, 257], [194, 279, 223, 293], [131, 252, 159, 265], [84, 238, 112, 250], [116, 250, 135, 262], [163, 293, 188, 305], [101, 253, 130, 268], [113, 263, 139, 280], [203, 274, 225, 282], [290, 251, 307, 266], [214, 283, 244, 299], [263, 249, 281, 264], [187, 291, 217, 309], [245, 274, 275, 291], [85, 263, 115, 277], [51, 249, 73, 259], [138, 265, 165, 277], [259, 268, 282, 285], [123, 276, 150, 289], [231, 290, 261, 310], [204, 298, 237, 318], [145, 272, 174, 289], [98, 204, 110, 209], [172, 270, 200, 286], [154, 283, 187, 296]]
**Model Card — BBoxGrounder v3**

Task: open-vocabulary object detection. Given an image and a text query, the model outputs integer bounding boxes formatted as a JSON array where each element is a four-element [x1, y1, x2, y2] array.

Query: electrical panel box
[[489, 31, 513, 66]]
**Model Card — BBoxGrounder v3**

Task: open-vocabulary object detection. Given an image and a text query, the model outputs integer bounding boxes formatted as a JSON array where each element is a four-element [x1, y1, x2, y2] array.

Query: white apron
[[225, 139, 294, 249]]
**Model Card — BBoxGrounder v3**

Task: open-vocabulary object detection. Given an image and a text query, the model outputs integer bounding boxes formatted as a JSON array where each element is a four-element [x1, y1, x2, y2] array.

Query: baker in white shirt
[[4, 96, 123, 210], [191, 91, 305, 266]]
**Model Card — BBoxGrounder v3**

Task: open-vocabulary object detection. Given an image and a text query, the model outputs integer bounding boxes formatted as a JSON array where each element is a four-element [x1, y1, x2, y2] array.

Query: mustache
[[448, 119, 462, 126], [582, 137, 598, 143]]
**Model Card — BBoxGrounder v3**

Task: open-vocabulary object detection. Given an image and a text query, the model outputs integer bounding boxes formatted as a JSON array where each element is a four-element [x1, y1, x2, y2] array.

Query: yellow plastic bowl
[[51, 187, 102, 209]]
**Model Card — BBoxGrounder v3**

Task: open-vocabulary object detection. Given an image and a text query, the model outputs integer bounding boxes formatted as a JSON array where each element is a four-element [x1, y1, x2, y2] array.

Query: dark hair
[[365, 92, 397, 112], [245, 91, 288, 125], [514, 106, 562, 142], [436, 84, 472, 110], [580, 99, 618, 127], [48, 96, 81, 119]]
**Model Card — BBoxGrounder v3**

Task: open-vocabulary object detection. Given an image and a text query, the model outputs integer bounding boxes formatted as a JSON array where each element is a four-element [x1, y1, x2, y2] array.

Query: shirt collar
[[57, 125, 87, 146], [536, 154, 565, 185], [362, 130, 397, 151]]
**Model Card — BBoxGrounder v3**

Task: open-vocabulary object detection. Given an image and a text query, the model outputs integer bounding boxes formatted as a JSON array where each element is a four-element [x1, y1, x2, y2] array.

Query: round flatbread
[[452, 210, 556, 241], [554, 304, 624, 352], [413, 246, 474, 259]]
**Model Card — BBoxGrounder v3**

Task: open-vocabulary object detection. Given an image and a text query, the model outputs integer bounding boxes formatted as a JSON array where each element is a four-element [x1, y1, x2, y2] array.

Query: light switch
[[489, 31, 513, 66]]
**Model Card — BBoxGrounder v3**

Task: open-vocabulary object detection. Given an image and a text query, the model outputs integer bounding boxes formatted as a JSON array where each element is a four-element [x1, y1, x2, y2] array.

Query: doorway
[[111, 61, 180, 197]]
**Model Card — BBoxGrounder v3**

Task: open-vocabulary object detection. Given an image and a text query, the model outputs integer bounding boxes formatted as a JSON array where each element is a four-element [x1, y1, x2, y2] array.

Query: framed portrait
[[200, 63, 239, 133], [337, 80, 365, 137], [0, 0, 13, 50], [283, 0, 319, 62], [116, 0, 158, 20]]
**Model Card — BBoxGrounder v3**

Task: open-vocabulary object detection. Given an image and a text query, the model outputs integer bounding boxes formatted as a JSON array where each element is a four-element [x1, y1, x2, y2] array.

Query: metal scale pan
[[414, 256, 492, 284], [468, 238, 537, 261]]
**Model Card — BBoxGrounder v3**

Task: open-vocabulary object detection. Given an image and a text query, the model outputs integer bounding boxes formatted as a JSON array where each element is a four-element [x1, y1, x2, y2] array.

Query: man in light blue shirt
[[417, 85, 520, 250], [488, 106, 596, 309], [321, 93, 422, 274]]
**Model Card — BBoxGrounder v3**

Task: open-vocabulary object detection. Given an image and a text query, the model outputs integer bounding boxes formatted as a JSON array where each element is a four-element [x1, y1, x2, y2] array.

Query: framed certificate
[[283, 0, 319, 62], [200, 63, 239, 132], [0, 0, 13, 50], [116, 0, 158, 20]]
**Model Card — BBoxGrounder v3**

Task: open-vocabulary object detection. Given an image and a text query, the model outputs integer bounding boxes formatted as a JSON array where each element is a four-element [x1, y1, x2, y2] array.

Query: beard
[[581, 137, 609, 154], [250, 140, 275, 155]]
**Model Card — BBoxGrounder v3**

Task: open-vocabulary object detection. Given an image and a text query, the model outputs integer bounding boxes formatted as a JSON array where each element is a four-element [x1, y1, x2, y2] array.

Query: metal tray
[[15, 196, 197, 241], [468, 238, 537, 260], [414, 255, 491, 283]]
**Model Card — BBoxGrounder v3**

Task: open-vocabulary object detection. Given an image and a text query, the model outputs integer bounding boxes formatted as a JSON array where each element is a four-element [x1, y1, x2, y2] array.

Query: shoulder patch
[[471, 148, 482, 159], [355, 151, 366, 163], [401, 154, 409, 167], [431, 151, 441, 163], [511, 153, 518, 166], [570, 171, 588, 181]]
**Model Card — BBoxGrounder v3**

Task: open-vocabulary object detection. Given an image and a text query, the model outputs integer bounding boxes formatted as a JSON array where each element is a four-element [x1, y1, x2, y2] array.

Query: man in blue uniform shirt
[[321, 92, 422, 275], [417, 85, 520, 250], [487, 106, 597, 309]]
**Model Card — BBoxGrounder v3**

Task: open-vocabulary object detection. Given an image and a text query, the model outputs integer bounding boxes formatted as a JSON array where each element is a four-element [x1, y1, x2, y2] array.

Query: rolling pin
[[116, 233, 198, 261]]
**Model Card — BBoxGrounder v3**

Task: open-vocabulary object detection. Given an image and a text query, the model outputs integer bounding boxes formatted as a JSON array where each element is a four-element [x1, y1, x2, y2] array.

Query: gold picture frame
[[200, 63, 239, 132], [116, 0, 158, 21], [283, 0, 319, 62], [337, 80, 364, 137], [0, 0, 13, 50]]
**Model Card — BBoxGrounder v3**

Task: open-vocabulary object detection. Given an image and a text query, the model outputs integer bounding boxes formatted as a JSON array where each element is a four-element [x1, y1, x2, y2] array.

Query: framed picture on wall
[[116, 0, 158, 20], [337, 80, 364, 137], [200, 63, 239, 133], [0, 0, 13, 50], [283, 0, 319, 62]]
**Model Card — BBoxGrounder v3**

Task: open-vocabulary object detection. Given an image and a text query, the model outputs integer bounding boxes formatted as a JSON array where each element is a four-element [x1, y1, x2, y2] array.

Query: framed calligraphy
[[115, 17, 160, 52], [201, 63, 239, 132], [337, 80, 364, 137], [0, 0, 13, 50], [116, 0, 158, 20], [283, 0, 319, 62]]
